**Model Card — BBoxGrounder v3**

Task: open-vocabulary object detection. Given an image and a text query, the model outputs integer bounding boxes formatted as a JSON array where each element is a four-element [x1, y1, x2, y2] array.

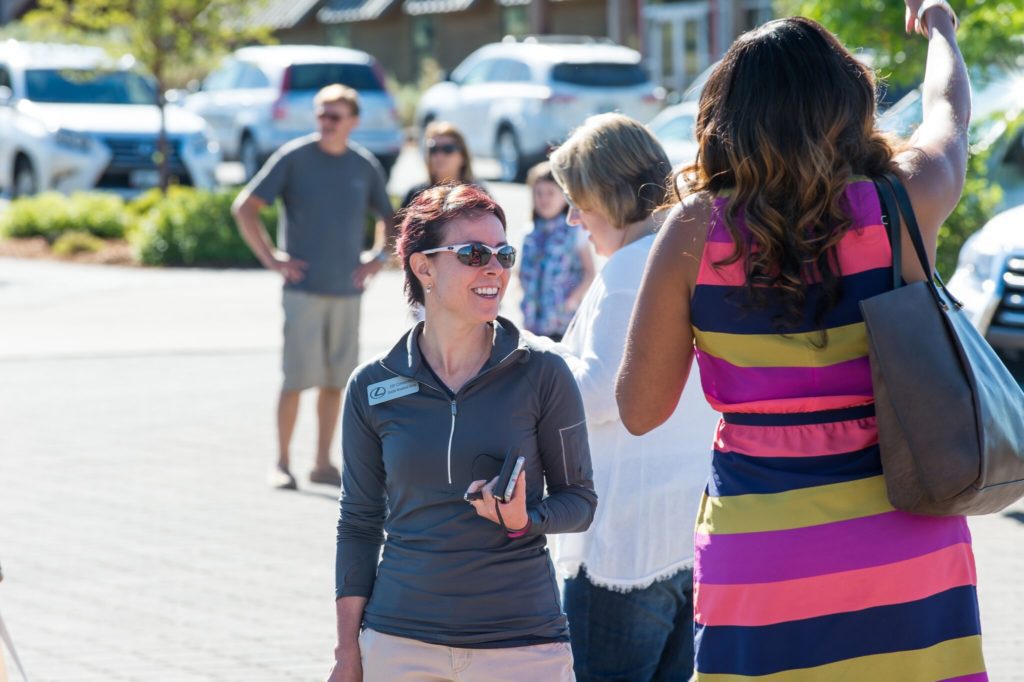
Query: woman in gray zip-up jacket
[[329, 184, 597, 682]]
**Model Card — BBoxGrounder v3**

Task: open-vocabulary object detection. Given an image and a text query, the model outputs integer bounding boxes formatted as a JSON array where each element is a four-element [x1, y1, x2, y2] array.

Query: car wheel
[[12, 156, 37, 198], [496, 127, 524, 183], [240, 135, 261, 181]]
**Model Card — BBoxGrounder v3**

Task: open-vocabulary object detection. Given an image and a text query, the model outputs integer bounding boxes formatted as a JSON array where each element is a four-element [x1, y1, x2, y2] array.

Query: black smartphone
[[463, 448, 524, 502], [494, 452, 525, 503]]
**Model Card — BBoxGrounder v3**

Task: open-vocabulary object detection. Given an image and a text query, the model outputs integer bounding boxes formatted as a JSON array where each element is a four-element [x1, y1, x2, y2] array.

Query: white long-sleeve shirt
[[548, 234, 720, 591]]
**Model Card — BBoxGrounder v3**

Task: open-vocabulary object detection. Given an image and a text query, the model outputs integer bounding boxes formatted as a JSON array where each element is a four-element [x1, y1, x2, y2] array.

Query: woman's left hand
[[465, 472, 528, 532]]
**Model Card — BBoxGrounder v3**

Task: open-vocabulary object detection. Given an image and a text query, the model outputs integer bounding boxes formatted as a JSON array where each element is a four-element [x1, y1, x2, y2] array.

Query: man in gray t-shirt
[[232, 84, 395, 490]]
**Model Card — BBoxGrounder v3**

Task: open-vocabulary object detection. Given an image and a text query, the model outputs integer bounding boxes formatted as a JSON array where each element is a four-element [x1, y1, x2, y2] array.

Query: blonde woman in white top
[[546, 113, 719, 681]]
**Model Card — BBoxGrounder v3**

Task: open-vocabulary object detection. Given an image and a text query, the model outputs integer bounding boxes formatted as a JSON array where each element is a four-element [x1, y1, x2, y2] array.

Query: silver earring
[[425, 285, 432, 294]]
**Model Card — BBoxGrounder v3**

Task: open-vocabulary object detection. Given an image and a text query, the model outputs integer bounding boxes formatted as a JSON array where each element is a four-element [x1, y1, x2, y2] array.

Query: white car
[[0, 40, 220, 196], [950, 204, 1024, 354], [183, 45, 403, 180], [416, 36, 665, 182], [648, 101, 699, 170]]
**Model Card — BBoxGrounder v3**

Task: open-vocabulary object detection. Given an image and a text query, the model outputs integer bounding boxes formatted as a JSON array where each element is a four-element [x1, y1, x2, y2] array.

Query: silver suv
[[184, 45, 403, 180], [416, 36, 665, 182]]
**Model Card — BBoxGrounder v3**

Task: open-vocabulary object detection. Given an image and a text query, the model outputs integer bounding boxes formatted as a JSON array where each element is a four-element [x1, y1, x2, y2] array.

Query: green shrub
[[52, 231, 105, 256], [0, 191, 130, 241], [133, 187, 278, 266]]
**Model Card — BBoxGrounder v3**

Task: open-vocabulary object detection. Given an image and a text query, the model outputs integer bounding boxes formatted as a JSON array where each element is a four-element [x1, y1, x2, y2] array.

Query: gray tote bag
[[860, 174, 1024, 515]]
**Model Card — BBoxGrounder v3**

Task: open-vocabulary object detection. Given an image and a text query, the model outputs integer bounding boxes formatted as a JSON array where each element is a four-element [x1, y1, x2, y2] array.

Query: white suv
[[184, 45, 403, 180], [0, 40, 220, 196], [416, 36, 665, 182]]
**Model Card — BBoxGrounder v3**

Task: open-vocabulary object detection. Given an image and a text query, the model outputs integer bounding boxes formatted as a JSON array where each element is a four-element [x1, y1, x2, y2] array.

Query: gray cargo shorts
[[282, 289, 360, 391]]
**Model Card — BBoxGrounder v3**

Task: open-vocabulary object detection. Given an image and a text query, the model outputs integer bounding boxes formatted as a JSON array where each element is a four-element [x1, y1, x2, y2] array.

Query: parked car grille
[[994, 256, 1024, 329], [97, 136, 192, 188]]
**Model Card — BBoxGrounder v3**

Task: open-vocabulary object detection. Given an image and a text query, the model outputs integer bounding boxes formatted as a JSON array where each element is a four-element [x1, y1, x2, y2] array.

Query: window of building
[[501, 6, 529, 39], [742, 0, 773, 30], [326, 24, 352, 48], [412, 15, 437, 71]]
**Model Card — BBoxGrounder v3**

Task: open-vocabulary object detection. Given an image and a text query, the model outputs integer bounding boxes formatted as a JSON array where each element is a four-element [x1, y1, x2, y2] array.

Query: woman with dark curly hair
[[328, 184, 596, 682], [618, 4, 984, 679]]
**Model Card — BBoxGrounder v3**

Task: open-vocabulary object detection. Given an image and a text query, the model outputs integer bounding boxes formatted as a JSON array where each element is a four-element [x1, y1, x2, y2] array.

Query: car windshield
[[24, 68, 156, 104], [551, 63, 648, 87], [288, 63, 383, 92]]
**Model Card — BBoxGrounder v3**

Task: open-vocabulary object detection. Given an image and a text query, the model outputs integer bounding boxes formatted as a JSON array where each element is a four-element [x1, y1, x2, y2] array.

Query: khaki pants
[[360, 628, 575, 682], [281, 289, 360, 391]]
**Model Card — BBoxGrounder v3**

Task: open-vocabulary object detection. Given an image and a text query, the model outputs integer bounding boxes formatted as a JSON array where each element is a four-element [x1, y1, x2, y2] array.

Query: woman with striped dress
[[617, 7, 986, 680]]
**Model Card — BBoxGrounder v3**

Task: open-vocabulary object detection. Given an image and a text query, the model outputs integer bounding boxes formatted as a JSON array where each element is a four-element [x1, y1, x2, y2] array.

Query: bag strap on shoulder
[[878, 172, 964, 310], [873, 176, 902, 291]]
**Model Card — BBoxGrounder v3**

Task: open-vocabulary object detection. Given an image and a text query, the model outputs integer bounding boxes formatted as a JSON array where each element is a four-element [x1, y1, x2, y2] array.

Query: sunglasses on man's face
[[317, 111, 346, 123], [420, 242, 517, 269], [428, 142, 461, 156]]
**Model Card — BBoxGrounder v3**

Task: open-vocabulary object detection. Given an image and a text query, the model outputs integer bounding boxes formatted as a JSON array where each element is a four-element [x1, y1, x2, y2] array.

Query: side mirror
[[0, 86, 11, 106], [441, 70, 452, 83]]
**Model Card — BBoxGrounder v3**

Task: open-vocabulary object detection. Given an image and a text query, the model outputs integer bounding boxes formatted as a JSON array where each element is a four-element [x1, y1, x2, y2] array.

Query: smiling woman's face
[[421, 213, 510, 325]]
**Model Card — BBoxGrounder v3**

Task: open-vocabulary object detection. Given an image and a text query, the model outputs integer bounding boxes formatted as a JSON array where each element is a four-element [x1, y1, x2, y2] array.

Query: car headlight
[[189, 131, 219, 156], [956, 234, 1006, 285], [54, 128, 93, 152]]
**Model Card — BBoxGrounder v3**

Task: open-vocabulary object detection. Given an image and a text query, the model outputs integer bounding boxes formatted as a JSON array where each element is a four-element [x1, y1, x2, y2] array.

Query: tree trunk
[[157, 91, 170, 194]]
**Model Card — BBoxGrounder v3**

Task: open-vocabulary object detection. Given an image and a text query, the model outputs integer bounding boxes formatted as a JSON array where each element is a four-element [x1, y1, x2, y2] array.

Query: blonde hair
[[314, 84, 359, 116], [549, 113, 671, 229], [423, 120, 474, 183]]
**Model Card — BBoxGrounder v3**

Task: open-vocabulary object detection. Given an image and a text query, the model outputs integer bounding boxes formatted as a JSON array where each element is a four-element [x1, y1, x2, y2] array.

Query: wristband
[[506, 518, 531, 538], [917, 0, 959, 34], [373, 249, 390, 264], [495, 499, 531, 537]]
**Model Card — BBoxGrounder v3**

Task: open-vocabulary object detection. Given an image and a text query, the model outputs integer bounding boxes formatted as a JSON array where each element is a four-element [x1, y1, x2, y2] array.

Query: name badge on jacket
[[368, 377, 419, 405]]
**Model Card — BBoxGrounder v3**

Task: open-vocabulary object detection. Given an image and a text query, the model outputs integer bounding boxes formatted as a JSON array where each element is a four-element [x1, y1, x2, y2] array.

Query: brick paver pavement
[[1, 244, 1021, 680]]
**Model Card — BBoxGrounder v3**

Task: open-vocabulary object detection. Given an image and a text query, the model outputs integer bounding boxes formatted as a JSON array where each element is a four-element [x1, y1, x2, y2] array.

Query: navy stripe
[[707, 446, 882, 497], [691, 268, 890, 334], [694, 585, 982, 676], [722, 404, 875, 426]]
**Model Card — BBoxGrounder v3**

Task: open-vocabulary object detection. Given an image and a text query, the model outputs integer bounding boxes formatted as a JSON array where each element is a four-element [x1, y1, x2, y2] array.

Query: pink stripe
[[715, 417, 878, 458], [697, 226, 890, 286], [694, 511, 972, 585], [940, 674, 989, 682], [695, 543, 977, 626], [701, 394, 872, 414], [696, 351, 873, 406]]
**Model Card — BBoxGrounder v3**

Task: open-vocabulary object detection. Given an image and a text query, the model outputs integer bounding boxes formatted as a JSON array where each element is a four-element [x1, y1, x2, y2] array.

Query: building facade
[[250, 0, 772, 91]]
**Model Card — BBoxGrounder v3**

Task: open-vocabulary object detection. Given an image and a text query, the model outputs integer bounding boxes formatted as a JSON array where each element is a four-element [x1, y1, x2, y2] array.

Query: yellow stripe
[[695, 635, 985, 681], [695, 476, 893, 535], [694, 323, 868, 368]]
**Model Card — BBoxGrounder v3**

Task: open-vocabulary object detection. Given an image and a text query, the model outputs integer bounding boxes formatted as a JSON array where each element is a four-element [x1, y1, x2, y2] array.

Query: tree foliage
[[775, 0, 1024, 88]]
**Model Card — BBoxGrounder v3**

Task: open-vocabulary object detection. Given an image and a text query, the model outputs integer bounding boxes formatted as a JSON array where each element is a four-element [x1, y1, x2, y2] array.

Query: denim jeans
[[563, 567, 694, 682]]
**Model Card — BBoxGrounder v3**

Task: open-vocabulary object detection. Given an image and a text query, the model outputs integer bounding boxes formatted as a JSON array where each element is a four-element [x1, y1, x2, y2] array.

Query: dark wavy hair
[[673, 17, 898, 333], [397, 183, 507, 306]]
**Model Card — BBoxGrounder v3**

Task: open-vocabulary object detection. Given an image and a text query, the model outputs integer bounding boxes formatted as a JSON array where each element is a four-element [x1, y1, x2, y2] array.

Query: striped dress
[[689, 180, 987, 681]]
